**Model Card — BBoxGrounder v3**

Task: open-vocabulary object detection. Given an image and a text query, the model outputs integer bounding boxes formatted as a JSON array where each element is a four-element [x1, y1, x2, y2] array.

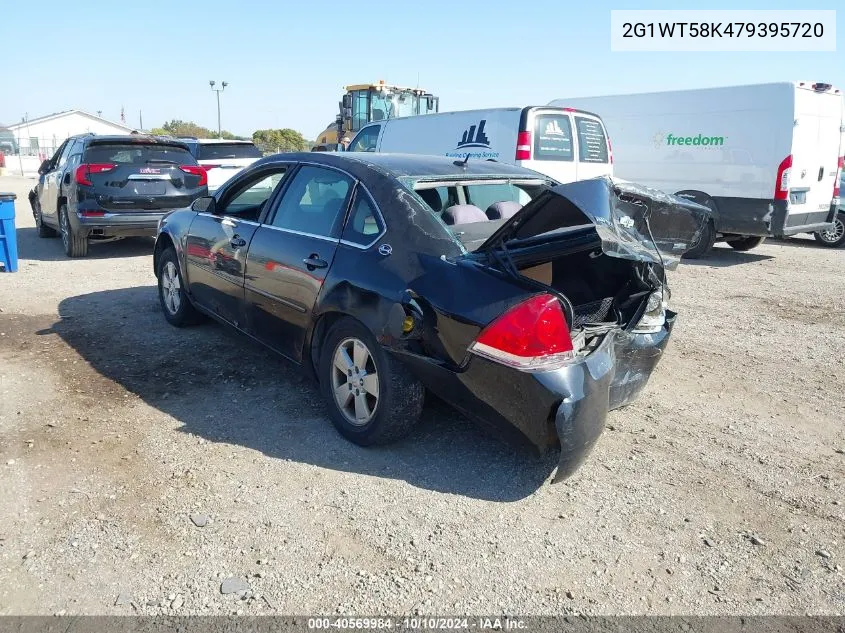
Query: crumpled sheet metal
[[550, 176, 712, 270]]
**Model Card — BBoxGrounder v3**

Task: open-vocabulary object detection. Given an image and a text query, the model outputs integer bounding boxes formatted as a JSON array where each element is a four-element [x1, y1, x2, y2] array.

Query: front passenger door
[[185, 167, 289, 327], [244, 164, 354, 361], [38, 140, 72, 224]]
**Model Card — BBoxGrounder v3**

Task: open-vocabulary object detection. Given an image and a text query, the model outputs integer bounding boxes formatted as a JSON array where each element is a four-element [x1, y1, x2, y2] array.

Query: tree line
[[149, 120, 313, 153]]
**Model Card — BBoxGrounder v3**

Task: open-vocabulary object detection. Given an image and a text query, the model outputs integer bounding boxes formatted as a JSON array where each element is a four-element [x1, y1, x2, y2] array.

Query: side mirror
[[341, 94, 352, 109], [38, 160, 51, 175], [191, 196, 217, 214]]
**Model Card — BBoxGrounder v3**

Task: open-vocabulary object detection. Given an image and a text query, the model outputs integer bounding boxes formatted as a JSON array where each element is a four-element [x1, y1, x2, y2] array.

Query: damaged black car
[[153, 152, 709, 482]]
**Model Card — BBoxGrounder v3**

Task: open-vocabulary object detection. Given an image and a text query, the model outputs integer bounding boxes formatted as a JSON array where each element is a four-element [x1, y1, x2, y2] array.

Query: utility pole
[[209, 80, 228, 138]]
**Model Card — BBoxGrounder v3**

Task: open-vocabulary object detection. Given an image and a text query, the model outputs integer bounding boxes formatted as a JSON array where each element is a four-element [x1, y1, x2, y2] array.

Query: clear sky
[[0, 0, 841, 140]]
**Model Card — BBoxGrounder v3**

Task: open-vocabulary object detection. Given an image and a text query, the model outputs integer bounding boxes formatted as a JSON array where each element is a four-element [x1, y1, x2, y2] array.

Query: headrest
[[417, 188, 442, 212], [442, 204, 488, 226], [486, 201, 523, 220]]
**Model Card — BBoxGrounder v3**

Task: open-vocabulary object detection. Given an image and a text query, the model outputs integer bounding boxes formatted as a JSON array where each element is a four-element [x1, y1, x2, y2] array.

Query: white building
[[6, 109, 136, 158]]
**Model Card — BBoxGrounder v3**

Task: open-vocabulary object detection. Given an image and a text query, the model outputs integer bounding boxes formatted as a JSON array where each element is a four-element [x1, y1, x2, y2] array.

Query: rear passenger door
[[244, 164, 354, 361]]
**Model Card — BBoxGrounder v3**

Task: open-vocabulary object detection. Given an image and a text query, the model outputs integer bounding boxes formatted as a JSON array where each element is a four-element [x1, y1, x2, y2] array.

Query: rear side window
[[83, 143, 195, 165], [533, 114, 574, 161], [342, 190, 385, 246], [574, 116, 609, 163], [197, 143, 262, 160]]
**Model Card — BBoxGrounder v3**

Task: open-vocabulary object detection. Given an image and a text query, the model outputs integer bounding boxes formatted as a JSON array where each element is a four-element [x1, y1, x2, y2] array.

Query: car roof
[[253, 151, 551, 181]]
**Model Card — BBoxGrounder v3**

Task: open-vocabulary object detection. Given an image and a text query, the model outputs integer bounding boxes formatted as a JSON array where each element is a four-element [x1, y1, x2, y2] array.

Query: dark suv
[[29, 134, 208, 257]]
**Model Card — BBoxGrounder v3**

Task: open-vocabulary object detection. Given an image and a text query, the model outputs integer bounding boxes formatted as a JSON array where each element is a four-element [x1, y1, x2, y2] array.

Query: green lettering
[[684, 137, 693, 145]]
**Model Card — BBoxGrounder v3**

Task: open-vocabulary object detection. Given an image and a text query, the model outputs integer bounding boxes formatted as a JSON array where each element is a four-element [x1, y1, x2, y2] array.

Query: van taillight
[[774, 155, 792, 201], [834, 156, 844, 198], [608, 137, 614, 165], [75, 163, 116, 186], [516, 131, 532, 161], [468, 294, 575, 372]]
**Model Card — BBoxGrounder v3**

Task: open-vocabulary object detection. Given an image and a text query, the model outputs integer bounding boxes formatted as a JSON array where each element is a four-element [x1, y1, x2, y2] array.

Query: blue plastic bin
[[0, 192, 18, 272]]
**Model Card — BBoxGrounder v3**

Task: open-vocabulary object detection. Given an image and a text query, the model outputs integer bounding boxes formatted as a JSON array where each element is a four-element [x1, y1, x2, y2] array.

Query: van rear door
[[787, 83, 842, 229], [516, 108, 613, 184]]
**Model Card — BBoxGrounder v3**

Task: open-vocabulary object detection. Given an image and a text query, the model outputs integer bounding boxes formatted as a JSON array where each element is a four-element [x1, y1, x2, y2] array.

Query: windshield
[[411, 178, 549, 252], [197, 143, 262, 160], [83, 143, 195, 164]]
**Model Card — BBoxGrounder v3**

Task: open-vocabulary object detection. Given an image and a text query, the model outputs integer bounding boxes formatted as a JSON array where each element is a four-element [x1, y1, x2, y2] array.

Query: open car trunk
[[472, 176, 711, 339]]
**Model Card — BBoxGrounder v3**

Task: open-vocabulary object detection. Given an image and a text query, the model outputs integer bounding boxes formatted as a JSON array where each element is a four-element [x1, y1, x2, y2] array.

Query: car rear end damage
[[402, 176, 708, 481]]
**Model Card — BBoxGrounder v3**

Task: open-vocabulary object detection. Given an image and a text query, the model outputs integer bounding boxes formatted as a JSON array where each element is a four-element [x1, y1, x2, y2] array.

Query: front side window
[[219, 168, 288, 218], [349, 126, 380, 152], [270, 165, 353, 238]]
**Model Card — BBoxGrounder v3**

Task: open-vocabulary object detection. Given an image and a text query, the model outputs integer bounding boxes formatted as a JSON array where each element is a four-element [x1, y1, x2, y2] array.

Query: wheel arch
[[673, 190, 720, 226]]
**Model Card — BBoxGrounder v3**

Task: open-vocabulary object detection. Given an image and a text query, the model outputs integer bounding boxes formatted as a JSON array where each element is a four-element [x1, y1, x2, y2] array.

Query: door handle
[[230, 235, 247, 249], [819, 166, 825, 182], [302, 254, 328, 270]]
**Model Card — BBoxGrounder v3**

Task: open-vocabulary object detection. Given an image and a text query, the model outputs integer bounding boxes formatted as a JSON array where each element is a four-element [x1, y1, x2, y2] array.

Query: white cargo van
[[549, 82, 844, 256], [344, 106, 614, 185]]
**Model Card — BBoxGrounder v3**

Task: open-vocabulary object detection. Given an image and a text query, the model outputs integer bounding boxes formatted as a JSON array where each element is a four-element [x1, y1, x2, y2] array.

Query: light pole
[[209, 80, 228, 138]]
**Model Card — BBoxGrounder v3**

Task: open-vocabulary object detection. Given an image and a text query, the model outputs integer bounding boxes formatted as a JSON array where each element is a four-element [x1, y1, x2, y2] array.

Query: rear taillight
[[515, 131, 532, 161], [180, 165, 208, 187], [469, 294, 575, 372], [75, 163, 116, 186], [834, 156, 843, 198], [80, 211, 105, 217], [774, 154, 793, 201]]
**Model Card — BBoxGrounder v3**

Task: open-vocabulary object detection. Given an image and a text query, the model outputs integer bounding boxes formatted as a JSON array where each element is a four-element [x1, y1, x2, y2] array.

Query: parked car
[[153, 152, 708, 481], [814, 170, 845, 247], [551, 81, 844, 256], [344, 106, 614, 186], [29, 134, 208, 257], [176, 138, 263, 193]]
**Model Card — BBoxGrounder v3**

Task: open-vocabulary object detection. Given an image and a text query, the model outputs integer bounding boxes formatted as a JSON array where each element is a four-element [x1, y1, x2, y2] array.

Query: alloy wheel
[[818, 216, 844, 244], [331, 337, 380, 426], [160, 261, 182, 315], [60, 210, 69, 251]]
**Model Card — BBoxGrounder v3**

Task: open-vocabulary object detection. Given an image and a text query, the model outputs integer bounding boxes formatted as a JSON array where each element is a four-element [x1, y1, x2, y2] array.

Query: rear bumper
[[395, 311, 676, 482], [768, 199, 837, 237], [71, 210, 168, 238]]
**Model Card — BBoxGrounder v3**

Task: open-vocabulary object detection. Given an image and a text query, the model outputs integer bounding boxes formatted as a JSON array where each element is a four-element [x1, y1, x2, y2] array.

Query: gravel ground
[[0, 174, 843, 616]]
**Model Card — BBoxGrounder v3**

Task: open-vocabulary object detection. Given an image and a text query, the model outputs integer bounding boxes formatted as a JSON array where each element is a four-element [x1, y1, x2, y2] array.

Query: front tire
[[728, 236, 766, 251], [814, 211, 845, 248], [157, 247, 203, 327], [319, 317, 424, 446], [683, 219, 715, 259], [59, 205, 88, 257]]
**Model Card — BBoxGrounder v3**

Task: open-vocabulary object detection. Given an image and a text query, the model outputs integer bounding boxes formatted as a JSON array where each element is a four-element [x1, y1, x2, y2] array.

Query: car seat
[[441, 204, 488, 225], [417, 188, 443, 212], [486, 201, 523, 220]]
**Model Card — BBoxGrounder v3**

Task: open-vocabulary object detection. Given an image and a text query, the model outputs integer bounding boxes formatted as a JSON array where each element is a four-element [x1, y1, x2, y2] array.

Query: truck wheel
[[728, 236, 766, 251], [319, 317, 424, 446], [813, 211, 845, 248], [59, 205, 88, 257]]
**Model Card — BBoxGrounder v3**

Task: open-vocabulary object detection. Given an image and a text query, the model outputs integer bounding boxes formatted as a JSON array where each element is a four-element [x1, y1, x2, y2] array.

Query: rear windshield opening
[[83, 143, 195, 164], [198, 143, 262, 160], [412, 179, 547, 251], [574, 116, 609, 164]]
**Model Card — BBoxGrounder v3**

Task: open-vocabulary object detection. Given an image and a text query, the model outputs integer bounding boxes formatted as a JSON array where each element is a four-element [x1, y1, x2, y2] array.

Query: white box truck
[[343, 106, 614, 185], [550, 82, 844, 256]]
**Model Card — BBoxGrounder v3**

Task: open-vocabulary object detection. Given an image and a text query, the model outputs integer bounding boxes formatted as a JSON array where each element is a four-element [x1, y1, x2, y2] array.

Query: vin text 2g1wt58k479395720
[[153, 152, 709, 482]]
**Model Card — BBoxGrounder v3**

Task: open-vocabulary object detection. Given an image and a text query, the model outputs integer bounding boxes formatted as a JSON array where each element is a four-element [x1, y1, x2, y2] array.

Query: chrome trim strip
[[197, 212, 261, 227], [259, 224, 339, 243]]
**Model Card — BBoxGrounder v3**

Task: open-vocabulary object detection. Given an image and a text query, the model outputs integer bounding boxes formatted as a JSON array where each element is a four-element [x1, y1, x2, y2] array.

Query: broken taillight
[[834, 156, 843, 199], [632, 289, 668, 334], [469, 294, 576, 372]]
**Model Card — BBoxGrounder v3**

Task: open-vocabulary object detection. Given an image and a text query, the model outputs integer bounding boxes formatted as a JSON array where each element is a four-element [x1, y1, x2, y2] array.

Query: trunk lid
[[474, 176, 711, 269]]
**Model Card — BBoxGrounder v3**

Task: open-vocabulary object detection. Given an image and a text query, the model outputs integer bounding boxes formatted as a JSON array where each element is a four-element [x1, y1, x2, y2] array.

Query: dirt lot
[[0, 173, 843, 616]]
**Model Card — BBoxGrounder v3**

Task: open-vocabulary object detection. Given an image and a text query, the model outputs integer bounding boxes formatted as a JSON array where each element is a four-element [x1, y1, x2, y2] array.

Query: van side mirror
[[38, 160, 51, 175], [191, 196, 216, 214]]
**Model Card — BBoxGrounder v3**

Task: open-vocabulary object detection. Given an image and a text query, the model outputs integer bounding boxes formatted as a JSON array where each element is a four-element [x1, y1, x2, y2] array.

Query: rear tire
[[319, 317, 424, 446], [728, 236, 766, 251], [157, 247, 204, 327], [59, 205, 88, 257], [814, 211, 845, 248]]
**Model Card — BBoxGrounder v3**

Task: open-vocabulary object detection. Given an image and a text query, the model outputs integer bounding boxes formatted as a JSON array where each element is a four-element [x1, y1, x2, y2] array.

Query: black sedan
[[153, 152, 709, 482]]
